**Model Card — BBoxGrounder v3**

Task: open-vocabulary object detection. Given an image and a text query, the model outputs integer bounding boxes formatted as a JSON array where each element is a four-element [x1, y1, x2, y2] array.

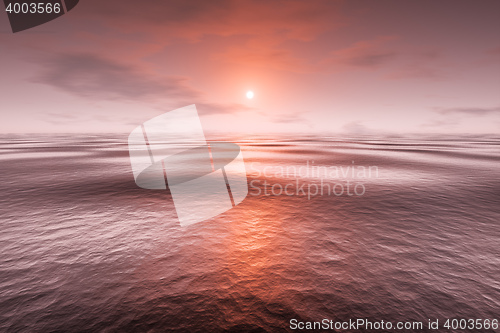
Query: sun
[[246, 91, 254, 99]]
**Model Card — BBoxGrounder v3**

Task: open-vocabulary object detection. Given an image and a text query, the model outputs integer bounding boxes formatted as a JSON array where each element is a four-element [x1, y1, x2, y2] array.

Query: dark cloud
[[64, 0, 343, 73], [423, 106, 500, 129], [195, 102, 255, 116], [386, 50, 447, 80], [33, 53, 259, 118], [387, 65, 445, 80], [78, 0, 342, 39], [486, 46, 500, 55], [478, 46, 500, 65], [327, 37, 398, 69], [341, 52, 397, 67], [33, 53, 201, 101], [325, 38, 450, 79], [436, 107, 500, 116]]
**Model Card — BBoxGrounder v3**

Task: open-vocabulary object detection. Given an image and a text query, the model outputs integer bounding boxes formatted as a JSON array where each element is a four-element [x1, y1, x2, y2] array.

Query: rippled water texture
[[0, 135, 499, 332]]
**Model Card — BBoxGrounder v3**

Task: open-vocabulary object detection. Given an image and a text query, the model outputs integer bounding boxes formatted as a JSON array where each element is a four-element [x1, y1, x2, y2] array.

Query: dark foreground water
[[0, 135, 499, 332]]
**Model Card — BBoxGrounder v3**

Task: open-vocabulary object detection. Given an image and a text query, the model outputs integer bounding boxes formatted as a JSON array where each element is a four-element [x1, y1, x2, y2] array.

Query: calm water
[[0, 135, 499, 332]]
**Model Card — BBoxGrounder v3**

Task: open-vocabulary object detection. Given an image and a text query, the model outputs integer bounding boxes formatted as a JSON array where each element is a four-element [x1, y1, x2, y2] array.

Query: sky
[[0, 0, 499, 135]]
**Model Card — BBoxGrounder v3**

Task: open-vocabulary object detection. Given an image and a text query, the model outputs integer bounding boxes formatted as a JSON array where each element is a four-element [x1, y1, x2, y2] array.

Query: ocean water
[[0, 134, 499, 332]]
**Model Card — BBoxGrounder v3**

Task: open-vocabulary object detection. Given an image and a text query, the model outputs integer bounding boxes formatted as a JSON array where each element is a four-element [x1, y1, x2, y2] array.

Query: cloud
[[423, 106, 500, 129], [341, 121, 374, 134], [271, 111, 310, 125], [33, 53, 201, 102], [339, 51, 396, 68], [385, 50, 448, 80], [33, 53, 257, 117], [421, 118, 460, 129], [41, 111, 81, 125], [194, 102, 255, 116], [326, 36, 398, 69], [477, 46, 500, 66], [486, 46, 500, 55], [387, 65, 445, 80], [60, 0, 344, 73], [76, 0, 343, 43], [436, 106, 500, 116], [216, 46, 315, 73], [324, 39, 450, 79]]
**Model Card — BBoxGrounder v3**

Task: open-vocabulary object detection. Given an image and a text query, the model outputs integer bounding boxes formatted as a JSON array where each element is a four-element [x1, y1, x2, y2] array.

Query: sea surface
[[0, 134, 499, 332]]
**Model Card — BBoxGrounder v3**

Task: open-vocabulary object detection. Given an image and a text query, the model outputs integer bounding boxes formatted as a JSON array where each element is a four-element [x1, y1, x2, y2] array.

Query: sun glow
[[246, 91, 254, 99]]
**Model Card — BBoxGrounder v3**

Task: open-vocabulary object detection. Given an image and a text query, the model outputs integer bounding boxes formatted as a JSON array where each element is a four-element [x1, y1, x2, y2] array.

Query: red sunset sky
[[1, 0, 499, 135]]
